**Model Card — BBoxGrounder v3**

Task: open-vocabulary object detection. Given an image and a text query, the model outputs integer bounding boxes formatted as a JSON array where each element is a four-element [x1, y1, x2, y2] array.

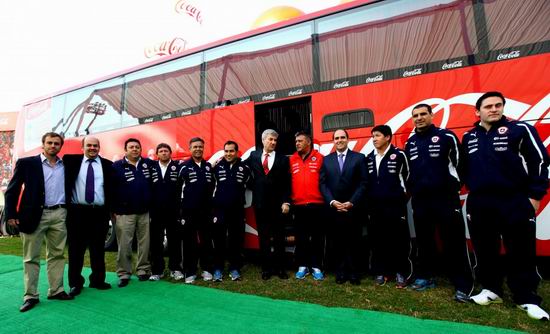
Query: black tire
[[104, 220, 117, 250]]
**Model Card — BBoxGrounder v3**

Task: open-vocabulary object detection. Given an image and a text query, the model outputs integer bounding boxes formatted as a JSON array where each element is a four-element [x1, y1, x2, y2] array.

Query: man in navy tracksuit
[[112, 138, 158, 287], [462, 92, 549, 320], [404, 104, 473, 302], [149, 143, 184, 281], [365, 125, 411, 289], [211, 141, 252, 282], [177, 137, 215, 283]]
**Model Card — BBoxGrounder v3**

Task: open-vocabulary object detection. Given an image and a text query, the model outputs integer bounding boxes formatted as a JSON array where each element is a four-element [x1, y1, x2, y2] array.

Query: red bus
[[13, 0, 550, 254]]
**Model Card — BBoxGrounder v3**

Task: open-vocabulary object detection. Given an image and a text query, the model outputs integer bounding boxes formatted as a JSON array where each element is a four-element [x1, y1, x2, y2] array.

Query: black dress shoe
[[350, 276, 361, 286], [277, 271, 289, 280], [118, 278, 130, 287], [69, 286, 82, 297], [89, 282, 111, 290], [47, 291, 74, 300], [138, 274, 151, 281], [335, 275, 347, 284], [20, 298, 39, 312], [261, 271, 272, 280]]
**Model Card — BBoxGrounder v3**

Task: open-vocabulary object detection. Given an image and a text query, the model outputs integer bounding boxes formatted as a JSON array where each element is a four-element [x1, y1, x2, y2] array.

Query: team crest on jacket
[[498, 126, 508, 134], [311, 156, 317, 161], [239, 166, 243, 171], [142, 163, 148, 168], [390, 154, 396, 160], [206, 166, 210, 171], [171, 166, 176, 171], [431, 136, 440, 143]]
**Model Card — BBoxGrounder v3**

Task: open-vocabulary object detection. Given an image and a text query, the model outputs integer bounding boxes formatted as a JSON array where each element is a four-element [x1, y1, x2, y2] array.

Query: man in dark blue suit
[[320, 129, 367, 285], [5, 132, 74, 312]]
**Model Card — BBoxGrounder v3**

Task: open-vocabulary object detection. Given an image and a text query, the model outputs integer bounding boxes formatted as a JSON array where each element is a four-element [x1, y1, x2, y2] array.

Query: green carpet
[[0, 255, 518, 333]]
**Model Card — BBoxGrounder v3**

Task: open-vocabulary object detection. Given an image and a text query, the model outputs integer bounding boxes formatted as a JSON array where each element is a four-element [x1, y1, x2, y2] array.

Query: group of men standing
[[5, 91, 549, 320]]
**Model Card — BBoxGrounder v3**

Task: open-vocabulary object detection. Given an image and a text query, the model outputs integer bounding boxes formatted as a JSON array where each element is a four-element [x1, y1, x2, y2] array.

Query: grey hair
[[261, 129, 279, 141]]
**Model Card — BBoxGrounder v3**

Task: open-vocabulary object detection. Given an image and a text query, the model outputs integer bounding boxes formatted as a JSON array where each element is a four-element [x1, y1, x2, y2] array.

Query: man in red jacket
[[290, 131, 325, 280]]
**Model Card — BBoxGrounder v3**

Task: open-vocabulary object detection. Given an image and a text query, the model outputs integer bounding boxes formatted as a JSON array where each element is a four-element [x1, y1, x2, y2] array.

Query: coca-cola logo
[[238, 98, 251, 104], [403, 68, 422, 77], [497, 50, 520, 61], [366, 75, 383, 83], [175, 0, 203, 25], [86, 102, 107, 115], [333, 81, 350, 89], [161, 114, 172, 120], [262, 94, 276, 101], [442, 60, 463, 70], [288, 89, 303, 96], [144, 37, 187, 59], [144, 117, 154, 123]]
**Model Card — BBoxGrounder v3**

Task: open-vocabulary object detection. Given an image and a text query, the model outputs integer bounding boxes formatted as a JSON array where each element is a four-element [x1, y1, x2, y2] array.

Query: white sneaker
[[149, 274, 163, 281], [170, 271, 184, 281], [185, 275, 196, 284], [471, 289, 503, 306], [202, 271, 213, 281], [518, 304, 550, 321]]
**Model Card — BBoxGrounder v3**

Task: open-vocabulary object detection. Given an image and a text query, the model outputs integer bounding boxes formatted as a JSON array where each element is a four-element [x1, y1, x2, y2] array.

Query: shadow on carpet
[[0, 255, 518, 333]]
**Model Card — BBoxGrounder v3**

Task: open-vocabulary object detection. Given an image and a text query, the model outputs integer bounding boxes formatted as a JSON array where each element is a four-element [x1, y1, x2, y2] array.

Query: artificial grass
[[0, 254, 518, 333]]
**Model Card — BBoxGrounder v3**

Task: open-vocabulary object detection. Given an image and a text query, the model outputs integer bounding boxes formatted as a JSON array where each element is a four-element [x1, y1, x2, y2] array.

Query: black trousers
[[255, 207, 287, 273], [411, 193, 473, 293], [212, 206, 245, 271], [67, 205, 109, 288], [368, 198, 411, 277], [330, 209, 362, 278], [150, 207, 182, 275], [467, 193, 542, 305], [293, 204, 326, 270], [181, 208, 213, 276]]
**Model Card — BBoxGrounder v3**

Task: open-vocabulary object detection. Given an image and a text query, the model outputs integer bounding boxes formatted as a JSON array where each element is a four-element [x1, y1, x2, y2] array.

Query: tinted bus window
[[204, 22, 313, 104]]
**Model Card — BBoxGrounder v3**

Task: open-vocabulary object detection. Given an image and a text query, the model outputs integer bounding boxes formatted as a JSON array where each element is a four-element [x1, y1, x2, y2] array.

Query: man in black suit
[[320, 129, 367, 285], [5, 132, 74, 312], [64, 136, 113, 296], [246, 129, 291, 280]]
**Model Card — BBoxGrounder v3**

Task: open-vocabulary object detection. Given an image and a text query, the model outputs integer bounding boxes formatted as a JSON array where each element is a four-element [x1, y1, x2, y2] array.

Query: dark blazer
[[5, 155, 48, 234], [245, 150, 290, 210], [63, 154, 114, 214], [320, 149, 367, 207]]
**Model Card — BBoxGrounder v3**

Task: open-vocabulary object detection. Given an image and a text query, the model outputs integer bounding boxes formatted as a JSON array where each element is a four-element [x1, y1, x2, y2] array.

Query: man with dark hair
[[112, 138, 158, 287], [178, 137, 215, 283], [291, 131, 326, 281], [245, 129, 291, 280], [64, 136, 114, 297], [320, 129, 367, 285], [149, 143, 185, 281], [462, 92, 549, 320], [6, 132, 73, 312], [365, 125, 411, 288], [404, 104, 473, 302], [211, 140, 252, 281]]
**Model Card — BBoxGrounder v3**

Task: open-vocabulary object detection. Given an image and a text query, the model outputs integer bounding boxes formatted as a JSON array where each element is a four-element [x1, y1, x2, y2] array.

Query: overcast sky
[[0, 0, 343, 112]]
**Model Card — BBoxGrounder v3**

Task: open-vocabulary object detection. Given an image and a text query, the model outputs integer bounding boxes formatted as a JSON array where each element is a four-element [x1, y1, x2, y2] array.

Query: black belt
[[73, 203, 105, 209], [44, 204, 66, 210]]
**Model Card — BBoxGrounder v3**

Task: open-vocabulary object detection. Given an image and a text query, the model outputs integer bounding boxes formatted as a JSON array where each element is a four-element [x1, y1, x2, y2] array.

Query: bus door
[[254, 96, 312, 155]]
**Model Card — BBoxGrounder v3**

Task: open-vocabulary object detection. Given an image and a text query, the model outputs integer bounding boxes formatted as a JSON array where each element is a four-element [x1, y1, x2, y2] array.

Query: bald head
[[82, 136, 100, 159]]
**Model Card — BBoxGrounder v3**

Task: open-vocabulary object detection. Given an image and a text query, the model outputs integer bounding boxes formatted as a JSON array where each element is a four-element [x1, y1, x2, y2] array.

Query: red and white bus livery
[[12, 0, 550, 254]]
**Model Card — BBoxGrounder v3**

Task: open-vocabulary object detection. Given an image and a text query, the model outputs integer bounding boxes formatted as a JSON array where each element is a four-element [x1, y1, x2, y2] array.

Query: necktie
[[338, 153, 344, 172], [85, 159, 95, 204], [262, 153, 270, 175]]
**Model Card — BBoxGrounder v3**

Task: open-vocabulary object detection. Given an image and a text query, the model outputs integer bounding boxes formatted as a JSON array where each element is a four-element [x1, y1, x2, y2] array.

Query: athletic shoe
[[395, 273, 407, 289], [229, 270, 241, 281], [170, 271, 184, 281], [411, 278, 435, 291], [312, 268, 324, 281], [202, 271, 213, 282], [295, 267, 308, 280], [137, 274, 150, 281], [149, 274, 163, 281], [213, 270, 223, 282], [517, 304, 550, 321], [454, 290, 471, 303], [185, 275, 196, 284], [374, 275, 388, 286], [470, 289, 503, 306]]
